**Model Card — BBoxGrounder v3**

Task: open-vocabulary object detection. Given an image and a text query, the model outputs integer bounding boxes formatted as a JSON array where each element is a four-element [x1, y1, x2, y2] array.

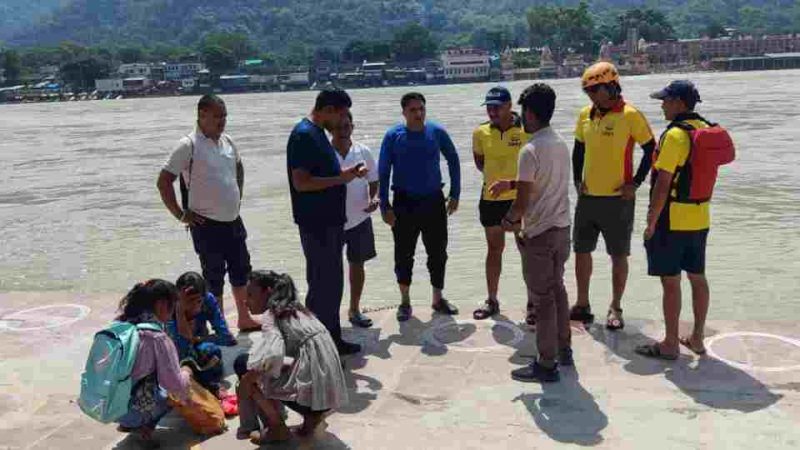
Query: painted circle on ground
[[422, 318, 525, 352], [706, 331, 800, 373], [0, 304, 91, 332]]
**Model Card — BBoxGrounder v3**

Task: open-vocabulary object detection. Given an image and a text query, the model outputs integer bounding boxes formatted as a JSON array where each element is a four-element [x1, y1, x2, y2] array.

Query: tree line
[[3, 1, 800, 88]]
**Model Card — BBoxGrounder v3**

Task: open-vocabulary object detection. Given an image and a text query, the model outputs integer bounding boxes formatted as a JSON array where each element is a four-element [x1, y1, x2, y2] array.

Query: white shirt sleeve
[[362, 145, 379, 183], [163, 137, 193, 176], [225, 134, 242, 163], [517, 144, 537, 183]]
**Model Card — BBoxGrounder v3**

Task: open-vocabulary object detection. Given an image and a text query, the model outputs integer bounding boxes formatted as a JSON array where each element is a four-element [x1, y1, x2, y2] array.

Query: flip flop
[[569, 304, 595, 324], [679, 337, 707, 355], [635, 343, 678, 360], [606, 307, 624, 330], [472, 300, 499, 320], [349, 312, 373, 328]]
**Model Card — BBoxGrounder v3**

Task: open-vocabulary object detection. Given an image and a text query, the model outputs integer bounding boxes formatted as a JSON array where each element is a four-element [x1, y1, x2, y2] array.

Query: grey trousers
[[517, 226, 572, 364]]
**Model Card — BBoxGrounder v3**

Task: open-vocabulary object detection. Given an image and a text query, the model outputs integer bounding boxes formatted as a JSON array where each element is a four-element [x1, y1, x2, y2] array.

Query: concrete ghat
[[1, 292, 799, 450]]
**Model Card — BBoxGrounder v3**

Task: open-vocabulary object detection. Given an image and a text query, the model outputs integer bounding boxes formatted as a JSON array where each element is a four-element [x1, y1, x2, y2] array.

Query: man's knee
[[660, 275, 682, 291]]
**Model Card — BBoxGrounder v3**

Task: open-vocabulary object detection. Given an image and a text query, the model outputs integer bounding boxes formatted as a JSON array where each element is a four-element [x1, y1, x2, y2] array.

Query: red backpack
[[665, 117, 735, 204]]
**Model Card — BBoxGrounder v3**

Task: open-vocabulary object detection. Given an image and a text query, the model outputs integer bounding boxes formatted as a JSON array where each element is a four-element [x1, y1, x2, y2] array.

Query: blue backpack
[[78, 321, 163, 423]]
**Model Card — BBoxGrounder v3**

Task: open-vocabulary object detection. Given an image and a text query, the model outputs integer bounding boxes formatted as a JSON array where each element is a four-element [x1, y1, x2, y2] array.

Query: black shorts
[[479, 199, 514, 228], [189, 216, 251, 297], [646, 228, 708, 276], [573, 196, 634, 256], [344, 218, 377, 263]]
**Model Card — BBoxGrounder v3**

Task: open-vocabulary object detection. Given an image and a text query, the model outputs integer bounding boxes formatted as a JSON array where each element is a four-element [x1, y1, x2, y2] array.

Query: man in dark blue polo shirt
[[379, 92, 461, 322], [287, 88, 367, 355]]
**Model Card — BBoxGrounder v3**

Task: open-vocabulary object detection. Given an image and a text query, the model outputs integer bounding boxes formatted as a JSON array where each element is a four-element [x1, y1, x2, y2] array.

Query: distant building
[[441, 48, 490, 81], [95, 78, 124, 93], [118, 63, 152, 78], [627, 34, 800, 66], [122, 77, 152, 92], [165, 62, 204, 81]]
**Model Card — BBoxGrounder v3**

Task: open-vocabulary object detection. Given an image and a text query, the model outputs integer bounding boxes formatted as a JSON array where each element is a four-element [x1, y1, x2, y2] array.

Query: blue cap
[[483, 86, 512, 106], [650, 80, 702, 105]]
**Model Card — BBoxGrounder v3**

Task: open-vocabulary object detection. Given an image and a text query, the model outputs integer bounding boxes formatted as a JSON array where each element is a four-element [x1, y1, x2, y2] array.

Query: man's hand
[[180, 210, 205, 226], [488, 180, 513, 198], [619, 183, 637, 200], [501, 216, 521, 234], [342, 163, 369, 183], [381, 208, 396, 227], [363, 198, 380, 213], [644, 222, 656, 241], [446, 198, 459, 216]]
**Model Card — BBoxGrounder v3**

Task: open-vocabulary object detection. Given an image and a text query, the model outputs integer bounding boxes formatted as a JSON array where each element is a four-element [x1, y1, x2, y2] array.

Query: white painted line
[[706, 331, 800, 373], [0, 304, 91, 332]]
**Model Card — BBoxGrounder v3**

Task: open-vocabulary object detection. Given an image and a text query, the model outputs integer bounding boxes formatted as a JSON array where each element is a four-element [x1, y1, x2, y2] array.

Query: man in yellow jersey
[[571, 62, 657, 330], [472, 87, 533, 322], [637, 80, 710, 360]]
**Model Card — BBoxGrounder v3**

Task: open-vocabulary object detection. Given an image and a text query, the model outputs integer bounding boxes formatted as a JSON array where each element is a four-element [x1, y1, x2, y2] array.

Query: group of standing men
[[158, 61, 721, 382]]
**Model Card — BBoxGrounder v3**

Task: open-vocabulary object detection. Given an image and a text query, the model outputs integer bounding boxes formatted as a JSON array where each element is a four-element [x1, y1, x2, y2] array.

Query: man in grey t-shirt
[[490, 83, 572, 383]]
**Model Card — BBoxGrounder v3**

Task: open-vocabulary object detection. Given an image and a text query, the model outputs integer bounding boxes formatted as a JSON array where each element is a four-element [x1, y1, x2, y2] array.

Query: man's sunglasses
[[583, 84, 607, 94]]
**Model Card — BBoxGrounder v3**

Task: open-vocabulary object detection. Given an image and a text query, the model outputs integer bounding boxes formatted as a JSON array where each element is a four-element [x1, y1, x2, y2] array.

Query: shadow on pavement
[[588, 320, 783, 413], [513, 370, 608, 447]]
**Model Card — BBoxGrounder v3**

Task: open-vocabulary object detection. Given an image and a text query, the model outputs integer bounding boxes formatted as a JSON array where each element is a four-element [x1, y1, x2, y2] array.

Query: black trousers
[[392, 191, 448, 290], [298, 225, 345, 344]]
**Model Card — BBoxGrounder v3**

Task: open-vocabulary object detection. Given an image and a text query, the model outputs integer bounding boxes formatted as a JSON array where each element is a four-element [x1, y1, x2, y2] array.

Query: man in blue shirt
[[287, 88, 367, 355], [379, 92, 461, 321]]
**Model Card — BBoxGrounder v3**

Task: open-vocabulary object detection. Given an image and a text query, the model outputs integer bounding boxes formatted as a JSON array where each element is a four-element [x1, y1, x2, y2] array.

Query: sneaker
[[336, 340, 362, 356], [511, 360, 560, 383], [559, 347, 574, 367], [397, 304, 412, 322]]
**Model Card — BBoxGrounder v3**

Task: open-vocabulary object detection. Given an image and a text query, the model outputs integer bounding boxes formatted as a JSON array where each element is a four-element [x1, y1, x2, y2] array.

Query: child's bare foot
[[293, 413, 325, 437], [249, 425, 291, 445], [238, 317, 262, 332]]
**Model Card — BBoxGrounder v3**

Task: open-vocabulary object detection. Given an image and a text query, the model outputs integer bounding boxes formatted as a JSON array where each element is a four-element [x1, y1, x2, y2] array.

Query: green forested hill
[[5, 0, 800, 54]]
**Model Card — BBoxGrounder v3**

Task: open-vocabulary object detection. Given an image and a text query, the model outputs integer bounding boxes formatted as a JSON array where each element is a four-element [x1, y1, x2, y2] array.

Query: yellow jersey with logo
[[473, 116, 531, 201], [654, 118, 711, 231], [574, 101, 654, 196]]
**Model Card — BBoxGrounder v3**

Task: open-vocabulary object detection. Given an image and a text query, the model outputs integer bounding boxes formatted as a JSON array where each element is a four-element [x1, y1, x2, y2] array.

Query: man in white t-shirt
[[331, 112, 380, 328], [156, 94, 260, 331], [490, 84, 572, 383]]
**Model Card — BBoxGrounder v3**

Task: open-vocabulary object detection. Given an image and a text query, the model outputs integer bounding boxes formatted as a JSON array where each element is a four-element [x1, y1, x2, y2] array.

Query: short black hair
[[517, 83, 556, 125], [314, 87, 352, 111], [198, 94, 225, 112], [401, 92, 426, 109], [176, 271, 208, 297]]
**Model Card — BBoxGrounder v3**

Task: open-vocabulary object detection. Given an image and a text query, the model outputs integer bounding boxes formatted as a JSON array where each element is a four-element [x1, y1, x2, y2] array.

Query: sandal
[[606, 307, 624, 330], [432, 298, 459, 315], [349, 311, 373, 328], [525, 312, 536, 328], [679, 337, 707, 355], [569, 304, 594, 324], [635, 343, 678, 360], [473, 299, 499, 320], [397, 304, 412, 322]]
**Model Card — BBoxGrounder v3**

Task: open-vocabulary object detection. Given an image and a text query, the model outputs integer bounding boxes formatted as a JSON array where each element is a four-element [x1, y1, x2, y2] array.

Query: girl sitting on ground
[[166, 271, 237, 397], [236, 270, 348, 444], [116, 279, 192, 443]]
